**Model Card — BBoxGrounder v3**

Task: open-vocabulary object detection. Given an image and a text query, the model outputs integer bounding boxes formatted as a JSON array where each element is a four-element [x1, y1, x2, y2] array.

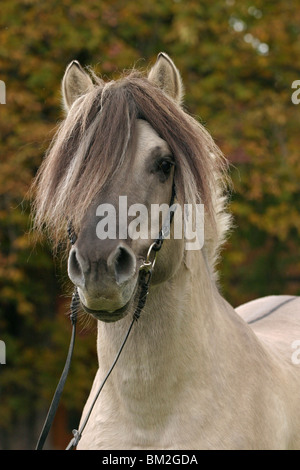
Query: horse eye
[[158, 160, 174, 175]]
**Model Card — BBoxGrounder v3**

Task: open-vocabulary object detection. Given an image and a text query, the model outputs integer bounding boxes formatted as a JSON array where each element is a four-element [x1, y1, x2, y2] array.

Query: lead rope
[[35, 288, 80, 450], [36, 185, 176, 450]]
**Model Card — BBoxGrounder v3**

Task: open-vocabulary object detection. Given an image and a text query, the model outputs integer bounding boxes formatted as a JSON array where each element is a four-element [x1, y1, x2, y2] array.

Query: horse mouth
[[80, 299, 131, 322]]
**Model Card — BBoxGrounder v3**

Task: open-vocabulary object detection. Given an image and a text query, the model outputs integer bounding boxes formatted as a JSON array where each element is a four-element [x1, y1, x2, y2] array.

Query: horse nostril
[[111, 245, 136, 285], [68, 248, 85, 288]]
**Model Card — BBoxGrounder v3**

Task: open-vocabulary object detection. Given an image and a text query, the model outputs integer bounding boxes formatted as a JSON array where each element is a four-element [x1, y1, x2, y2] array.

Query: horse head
[[33, 53, 229, 323]]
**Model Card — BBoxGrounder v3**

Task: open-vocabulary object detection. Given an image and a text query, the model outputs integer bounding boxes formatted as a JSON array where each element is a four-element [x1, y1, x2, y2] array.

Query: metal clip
[[139, 242, 158, 272]]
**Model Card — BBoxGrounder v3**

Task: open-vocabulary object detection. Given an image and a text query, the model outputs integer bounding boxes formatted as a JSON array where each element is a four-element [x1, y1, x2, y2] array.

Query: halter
[[36, 183, 176, 450]]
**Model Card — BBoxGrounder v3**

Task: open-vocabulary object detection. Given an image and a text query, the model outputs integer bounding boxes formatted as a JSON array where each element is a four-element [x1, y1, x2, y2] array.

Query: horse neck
[[95, 248, 244, 397]]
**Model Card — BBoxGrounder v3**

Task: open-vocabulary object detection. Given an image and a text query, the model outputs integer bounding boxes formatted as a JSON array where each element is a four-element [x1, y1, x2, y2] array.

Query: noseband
[[36, 184, 176, 450]]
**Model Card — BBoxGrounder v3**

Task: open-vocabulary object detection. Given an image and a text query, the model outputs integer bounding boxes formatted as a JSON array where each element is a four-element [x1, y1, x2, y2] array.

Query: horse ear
[[148, 52, 184, 105], [62, 60, 94, 112]]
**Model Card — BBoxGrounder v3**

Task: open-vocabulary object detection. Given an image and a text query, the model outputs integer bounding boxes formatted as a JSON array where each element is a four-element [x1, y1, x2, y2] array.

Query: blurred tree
[[0, 0, 299, 449]]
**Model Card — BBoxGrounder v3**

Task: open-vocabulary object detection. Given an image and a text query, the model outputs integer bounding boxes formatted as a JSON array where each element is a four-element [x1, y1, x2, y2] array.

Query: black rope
[[35, 288, 80, 450], [67, 219, 77, 245], [152, 182, 176, 252], [133, 269, 152, 321]]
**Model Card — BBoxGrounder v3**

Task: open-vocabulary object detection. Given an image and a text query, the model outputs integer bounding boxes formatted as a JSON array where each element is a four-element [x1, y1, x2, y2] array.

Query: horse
[[32, 53, 300, 449]]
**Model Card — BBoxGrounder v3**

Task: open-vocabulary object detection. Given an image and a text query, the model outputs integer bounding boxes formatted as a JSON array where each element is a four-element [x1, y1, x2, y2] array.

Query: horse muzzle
[[67, 242, 138, 321]]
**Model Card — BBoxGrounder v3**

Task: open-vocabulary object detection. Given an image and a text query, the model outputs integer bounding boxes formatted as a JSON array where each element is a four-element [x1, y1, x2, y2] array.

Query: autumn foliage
[[0, 0, 299, 448]]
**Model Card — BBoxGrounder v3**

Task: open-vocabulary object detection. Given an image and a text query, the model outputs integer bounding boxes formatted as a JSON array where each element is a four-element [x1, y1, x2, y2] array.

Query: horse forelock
[[32, 70, 231, 268]]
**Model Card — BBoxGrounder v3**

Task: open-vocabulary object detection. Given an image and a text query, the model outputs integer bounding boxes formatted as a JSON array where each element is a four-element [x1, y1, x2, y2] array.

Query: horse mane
[[31, 69, 231, 275]]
